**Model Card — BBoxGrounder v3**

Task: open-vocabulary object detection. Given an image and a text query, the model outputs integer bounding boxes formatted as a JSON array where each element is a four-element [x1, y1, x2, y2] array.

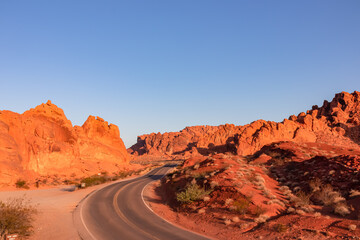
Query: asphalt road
[[74, 164, 211, 240]]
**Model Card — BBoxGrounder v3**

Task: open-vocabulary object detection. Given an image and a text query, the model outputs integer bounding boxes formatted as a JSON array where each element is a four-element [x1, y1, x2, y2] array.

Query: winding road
[[74, 164, 210, 240]]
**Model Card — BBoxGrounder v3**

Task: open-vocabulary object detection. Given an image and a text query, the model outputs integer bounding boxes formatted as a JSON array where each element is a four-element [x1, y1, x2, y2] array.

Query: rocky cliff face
[[129, 91, 360, 158], [0, 100, 129, 185]]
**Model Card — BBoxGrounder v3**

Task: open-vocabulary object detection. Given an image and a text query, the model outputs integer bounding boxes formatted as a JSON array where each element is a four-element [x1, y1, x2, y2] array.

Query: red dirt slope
[[150, 141, 360, 239]]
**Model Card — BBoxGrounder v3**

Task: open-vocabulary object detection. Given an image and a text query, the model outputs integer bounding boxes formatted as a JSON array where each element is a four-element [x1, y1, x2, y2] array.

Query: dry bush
[[0, 197, 37, 239], [253, 206, 267, 217], [225, 198, 233, 206], [193, 164, 200, 170], [273, 223, 288, 233], [349, 190, 360, 198], [287, 207, 295, 213], [294, 191, 311, 207], [348, 224, 357, 231], [254, 214, 269, 223], [315, 184, 350, 216], [309, 178, 322, 192], [193, 171, 211, 180], [224, 219, 231, 225], [267, 199, 285, 207], [333, 202, 351, 216], [315, 184, 336, 206], [314, 212, 321, 217], [210, 181, 219, 189]]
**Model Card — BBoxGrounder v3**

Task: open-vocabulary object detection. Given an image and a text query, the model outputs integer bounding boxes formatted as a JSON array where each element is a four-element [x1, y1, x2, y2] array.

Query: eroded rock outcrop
[[0, 100, 129, 185], [129, 91, 360, 158]]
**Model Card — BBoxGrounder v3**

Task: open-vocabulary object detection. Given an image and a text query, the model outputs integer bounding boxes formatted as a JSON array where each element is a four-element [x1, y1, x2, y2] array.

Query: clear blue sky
[[1, 1, 359, 147]]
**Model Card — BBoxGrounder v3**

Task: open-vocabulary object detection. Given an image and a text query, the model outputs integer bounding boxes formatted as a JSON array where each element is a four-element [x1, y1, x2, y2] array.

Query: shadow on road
[[60, 185, 77, 192], [146, 174, 167, 180]]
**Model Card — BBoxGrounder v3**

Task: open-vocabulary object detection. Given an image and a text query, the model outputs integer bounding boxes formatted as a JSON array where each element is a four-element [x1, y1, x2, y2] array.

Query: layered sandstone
[[0, 100, 129, 185], [129, 91, 360, 158]]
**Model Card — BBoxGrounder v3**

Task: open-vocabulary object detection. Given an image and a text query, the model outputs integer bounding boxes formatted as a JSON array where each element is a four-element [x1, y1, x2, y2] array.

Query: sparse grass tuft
[[348, 224, 357, 231]]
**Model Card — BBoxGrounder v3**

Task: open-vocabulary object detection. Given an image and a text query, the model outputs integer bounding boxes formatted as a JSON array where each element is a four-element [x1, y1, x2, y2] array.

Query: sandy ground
[[0, 174, 144, 240]]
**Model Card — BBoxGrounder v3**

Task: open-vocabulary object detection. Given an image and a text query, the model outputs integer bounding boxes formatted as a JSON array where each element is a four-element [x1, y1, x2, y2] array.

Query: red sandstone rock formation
[[0, 100, 129, 185], [129, 91, 360, 158]]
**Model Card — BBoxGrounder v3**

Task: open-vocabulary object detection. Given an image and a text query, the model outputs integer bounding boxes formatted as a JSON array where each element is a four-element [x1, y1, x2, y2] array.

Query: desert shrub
[[253, 206, 267, 217], [0, 197, 37, 239], [273, 223, 288, 233], [15, 180, 29, 189], [193, 171, 212, 180], [333, 202, 351, 216], [80, 175, 107, 187], [63, 179, 76, 185], [118, 171, 130, 178], [232, 198, 251, 214], [176, 184, 211, 204]]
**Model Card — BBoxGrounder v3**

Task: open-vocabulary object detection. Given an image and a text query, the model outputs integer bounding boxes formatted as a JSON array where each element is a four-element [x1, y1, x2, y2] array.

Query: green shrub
[[0, 197, 37, 239], [253, 205, 267, 217], [118, 171, 130, 178], [80, 175, 107, 187], [15, 180, 29, 189], [176, 184, 211, 204], [232, 198, 251, 214]]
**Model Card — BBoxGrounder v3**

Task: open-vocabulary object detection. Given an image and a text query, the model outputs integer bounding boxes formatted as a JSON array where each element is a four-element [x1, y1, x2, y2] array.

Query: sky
[[0, 1, 359, 148]]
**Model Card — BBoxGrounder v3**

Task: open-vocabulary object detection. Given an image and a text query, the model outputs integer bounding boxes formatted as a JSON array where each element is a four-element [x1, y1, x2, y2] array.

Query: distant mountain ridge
[[129, 91, 360, 158]]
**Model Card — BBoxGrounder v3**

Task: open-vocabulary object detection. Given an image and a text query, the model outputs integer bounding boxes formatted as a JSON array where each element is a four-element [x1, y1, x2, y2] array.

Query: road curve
[[74, 164, 211, 240]]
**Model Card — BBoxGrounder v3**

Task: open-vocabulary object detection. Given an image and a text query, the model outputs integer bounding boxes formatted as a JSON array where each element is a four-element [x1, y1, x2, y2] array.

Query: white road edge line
[[76, 167, 159, 240], [80, 194, 97, 240], [140, 167, 214, 240]]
